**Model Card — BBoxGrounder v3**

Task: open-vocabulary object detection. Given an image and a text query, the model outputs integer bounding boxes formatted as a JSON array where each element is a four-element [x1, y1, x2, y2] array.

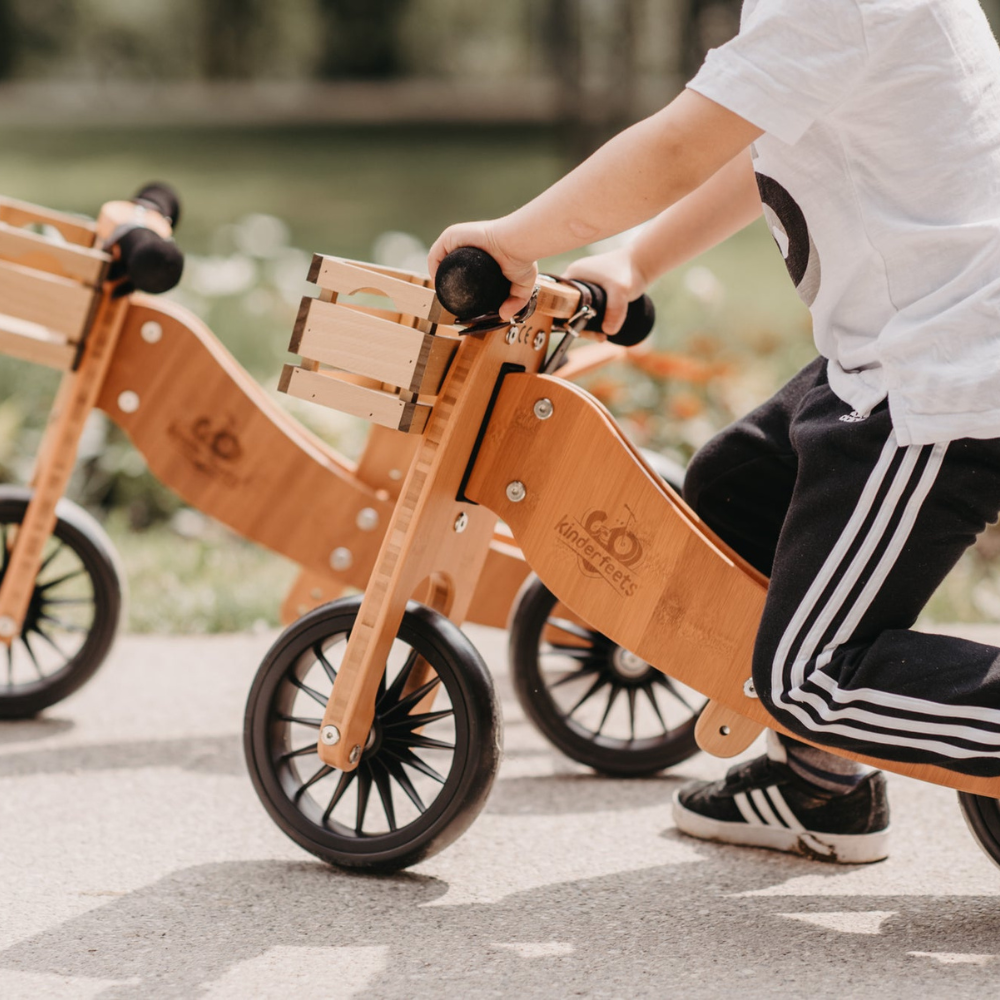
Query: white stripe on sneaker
[[764, 785, 806, 832], [733, 792, 763, 826], [749, 788, 784, 828]]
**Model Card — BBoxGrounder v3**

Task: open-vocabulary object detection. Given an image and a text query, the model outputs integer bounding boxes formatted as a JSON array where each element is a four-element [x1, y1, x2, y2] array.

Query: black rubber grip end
[[117, 227, 184, 294], [133, 182, 181, 228], [435, 247, 510, 320]]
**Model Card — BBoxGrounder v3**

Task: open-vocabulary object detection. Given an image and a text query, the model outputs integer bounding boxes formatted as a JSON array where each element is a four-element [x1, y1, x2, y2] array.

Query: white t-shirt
[[689, 0, 1000, 446]]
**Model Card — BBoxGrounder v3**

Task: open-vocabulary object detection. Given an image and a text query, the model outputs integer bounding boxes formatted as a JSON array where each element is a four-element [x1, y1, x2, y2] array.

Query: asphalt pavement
[[1, 621, 999, 999]]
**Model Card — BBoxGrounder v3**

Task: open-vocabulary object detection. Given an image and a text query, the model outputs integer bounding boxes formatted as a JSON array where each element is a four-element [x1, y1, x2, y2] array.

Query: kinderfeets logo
[[554, 505, 644, 597]]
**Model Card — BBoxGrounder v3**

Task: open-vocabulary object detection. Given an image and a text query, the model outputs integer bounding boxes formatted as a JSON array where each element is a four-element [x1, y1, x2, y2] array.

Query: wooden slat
[[0, 258, 96, 339], [291, 296, 458, 394], [0, 318, 75, 369], [0, 196, 96, 247], [0, 221, 109, 285], [308, 254, 444, 321], [278, 364, 431, 433]]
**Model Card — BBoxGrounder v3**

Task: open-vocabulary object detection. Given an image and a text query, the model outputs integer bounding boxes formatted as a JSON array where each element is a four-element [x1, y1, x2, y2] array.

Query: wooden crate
[[279, 254, 459, 434], [0, 196, 108, 370]]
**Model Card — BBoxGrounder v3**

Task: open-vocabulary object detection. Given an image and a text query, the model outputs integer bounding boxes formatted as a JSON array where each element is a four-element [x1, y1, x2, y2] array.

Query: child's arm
[[563, 150, 762, 333], [428, 89, 762, 320]]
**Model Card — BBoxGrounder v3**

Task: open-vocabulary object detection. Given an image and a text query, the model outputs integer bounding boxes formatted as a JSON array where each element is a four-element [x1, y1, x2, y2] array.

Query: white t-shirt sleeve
[[688, 0, 869, 145]]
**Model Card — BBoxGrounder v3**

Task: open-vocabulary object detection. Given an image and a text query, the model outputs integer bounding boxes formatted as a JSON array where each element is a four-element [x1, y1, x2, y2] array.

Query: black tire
[[244, 596, 502, 872], [0, 486, 123, 718], [509, 576, 705, 777], [957, 792, 1000, 871]]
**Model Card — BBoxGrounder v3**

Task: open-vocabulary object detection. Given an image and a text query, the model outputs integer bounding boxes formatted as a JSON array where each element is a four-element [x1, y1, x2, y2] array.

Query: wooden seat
[[279, 254, 459, 434], [0, 196, 109, 370]]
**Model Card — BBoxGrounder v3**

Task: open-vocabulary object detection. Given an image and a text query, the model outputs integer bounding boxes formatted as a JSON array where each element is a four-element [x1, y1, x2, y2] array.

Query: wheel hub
[[611, 646, 652, 681]]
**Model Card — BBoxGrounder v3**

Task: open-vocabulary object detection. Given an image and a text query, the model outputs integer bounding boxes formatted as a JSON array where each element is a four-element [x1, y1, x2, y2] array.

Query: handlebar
[[104, 182, 185, 295], [434, 246, 655, 347]]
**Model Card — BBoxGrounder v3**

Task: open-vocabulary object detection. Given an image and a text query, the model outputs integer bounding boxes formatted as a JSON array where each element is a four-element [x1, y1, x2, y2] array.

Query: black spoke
[[626, 687, 637, 741], [381, 648, 420, 708], [596, 683, 622, 736], [384, 745, 446, 784], [384, 674, 442, 720], [403, 732, 455, 752], [383, 755, 427, 813], [322, 770, 355, 824], [567, 674, 608, 717], [20, 632, 44, 679], [1, 523, 8, 572], [278, 743, 319, 763], [546, 616, 598, 645], [289, 674, 329, 708], [371, 761, 397, 831], [642, 681, 671, 735], [4, 642, 12, 687], [544, 644, 600, 663], [32, 623, 72, 664], [278, 714, 322, 728], [37, 540, 67, 576], [355, 765, 373, 834], [37, 568, 87, 591], [314, 642, 337, 685], [382, 707, 454, 731], [37, 613, 88, 634], [546, 661, 603, 689], [39, 597, 94, 607], [652, 672, 698, 714], [293, 763, 334, 802]]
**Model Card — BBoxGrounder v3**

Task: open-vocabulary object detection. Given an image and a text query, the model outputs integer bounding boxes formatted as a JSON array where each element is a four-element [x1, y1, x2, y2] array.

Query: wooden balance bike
[[0, 187, 700, 789], [243, 246, 1000, 873]]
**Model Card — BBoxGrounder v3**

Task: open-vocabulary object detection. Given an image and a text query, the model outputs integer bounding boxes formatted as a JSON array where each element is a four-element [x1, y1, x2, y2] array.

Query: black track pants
[[683, 357, 1000, 777]]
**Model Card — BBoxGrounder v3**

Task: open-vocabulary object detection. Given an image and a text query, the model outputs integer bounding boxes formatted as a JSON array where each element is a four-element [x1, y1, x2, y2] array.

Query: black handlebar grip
[[435, 247, 510, 320], [133, 182, 181, 228], [116, 226, 184, 294], [573, 279, 655, 347]]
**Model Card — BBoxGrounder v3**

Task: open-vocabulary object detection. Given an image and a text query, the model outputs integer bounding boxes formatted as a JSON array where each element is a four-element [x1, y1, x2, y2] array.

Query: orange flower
[[669, 392, 704, 419]]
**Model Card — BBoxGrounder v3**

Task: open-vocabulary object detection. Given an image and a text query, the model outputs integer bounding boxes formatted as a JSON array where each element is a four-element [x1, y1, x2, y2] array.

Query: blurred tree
[[316, 0, 409, 78], [200, 0, 264, 78], [0, 0, 16, 78]]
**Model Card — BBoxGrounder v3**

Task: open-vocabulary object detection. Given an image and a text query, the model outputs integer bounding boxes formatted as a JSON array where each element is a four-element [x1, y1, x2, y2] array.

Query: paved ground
[[1, 621, 999, 999]]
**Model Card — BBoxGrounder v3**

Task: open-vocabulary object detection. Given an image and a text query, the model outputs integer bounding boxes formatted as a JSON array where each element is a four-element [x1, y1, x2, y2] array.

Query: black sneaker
[[672, 754, 890, 863]]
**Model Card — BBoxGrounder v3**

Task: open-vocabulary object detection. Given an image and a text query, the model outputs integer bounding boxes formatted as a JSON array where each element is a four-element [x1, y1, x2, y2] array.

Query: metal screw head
[[454, 512, 468, 533], [533, 331, 545, 350], [388, 468, 403, 481], [320, 725, 341, 746], [348, 744, 362, 764], [140, 321, 163, 344], [505, 480, 526, 503], [505, 325, 518, 344], [117, 390, 140, 414], [533, 398, 553, 420], [0, 616, 16, 638], [356, 507, 379, 532], [743, 677, 758, 699], [330, 547, 353, 571]]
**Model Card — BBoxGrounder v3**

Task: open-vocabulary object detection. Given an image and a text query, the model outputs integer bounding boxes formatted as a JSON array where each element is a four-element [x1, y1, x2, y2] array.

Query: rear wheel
[[957, 792, 1000, 871], [0, 487, 122, 718], [244, 596, 502, 872]]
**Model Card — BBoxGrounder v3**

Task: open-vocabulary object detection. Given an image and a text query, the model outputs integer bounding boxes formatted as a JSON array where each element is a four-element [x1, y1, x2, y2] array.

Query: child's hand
[[563, 248, 648, 336], [428, 219, 538, 321]]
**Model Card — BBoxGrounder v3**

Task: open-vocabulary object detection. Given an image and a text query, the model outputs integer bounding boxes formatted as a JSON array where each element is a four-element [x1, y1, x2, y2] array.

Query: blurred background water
[[1, 0, 998, 631]]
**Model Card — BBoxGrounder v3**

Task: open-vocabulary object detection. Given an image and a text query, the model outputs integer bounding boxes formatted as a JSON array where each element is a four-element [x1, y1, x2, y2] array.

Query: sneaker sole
[[672, 790, 889, 864]]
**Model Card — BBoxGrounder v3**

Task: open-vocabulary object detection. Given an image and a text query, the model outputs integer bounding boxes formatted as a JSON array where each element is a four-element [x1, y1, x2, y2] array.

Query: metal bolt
[[320, 725, 341, 746], [454, 512, 468, 533], [348, 744, 362, 764], [140, 321, 163, 344], [356, 507, 379, 531], [505, 325, 518, 345], [533, 398, 553, 420], [388, 468, 403, 481], [505, 481, 526, 503], [0, 616, 16, 638], [533, 331, 545, 351], [719, 725, 731, 737], [117, 390, 140, 414], [743, 677, 758, 699], [330, 547, 353, 571]]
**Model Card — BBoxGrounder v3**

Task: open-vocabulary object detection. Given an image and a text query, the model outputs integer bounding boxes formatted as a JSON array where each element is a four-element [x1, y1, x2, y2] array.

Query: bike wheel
[[0, 487, 123, 718], [957, 792, 1000, 871], [244, 596, 502, 872], [509, 575, 705, 777]]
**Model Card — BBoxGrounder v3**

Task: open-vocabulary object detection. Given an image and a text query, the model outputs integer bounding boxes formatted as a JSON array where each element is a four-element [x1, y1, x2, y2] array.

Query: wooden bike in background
[[0, 186, 701, 793], [243, 246, 1000, 874]]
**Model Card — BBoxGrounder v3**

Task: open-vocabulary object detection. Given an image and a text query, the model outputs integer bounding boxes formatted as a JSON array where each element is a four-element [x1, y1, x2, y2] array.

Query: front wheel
[[957, 792, 1000, 871], [244, 596, 502, 872], [0, 487, 123, 718]]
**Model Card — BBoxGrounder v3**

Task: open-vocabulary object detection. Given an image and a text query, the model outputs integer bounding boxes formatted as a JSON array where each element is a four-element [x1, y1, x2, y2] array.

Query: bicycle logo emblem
[[169, 415, 247, 487], [554, 504, 644, 597]]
